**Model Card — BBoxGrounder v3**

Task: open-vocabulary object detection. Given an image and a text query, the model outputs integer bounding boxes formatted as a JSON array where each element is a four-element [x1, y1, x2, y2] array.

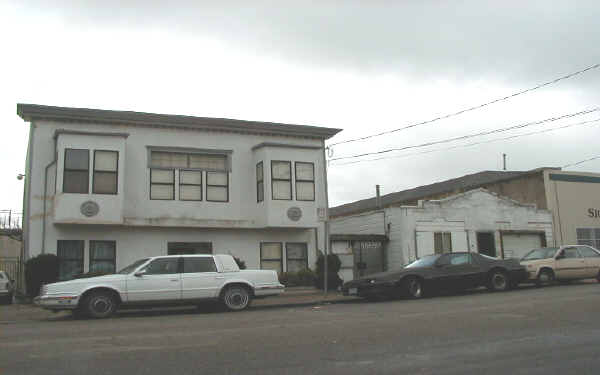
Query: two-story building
[[18, 104, 341, 280]]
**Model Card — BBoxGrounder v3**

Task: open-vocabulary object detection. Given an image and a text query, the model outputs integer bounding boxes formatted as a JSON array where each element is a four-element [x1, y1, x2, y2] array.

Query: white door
[[416, 231, 435, 257], [502, 233, 543, 259], [181, 257, 224, 299], [126, 258, 181, 302]]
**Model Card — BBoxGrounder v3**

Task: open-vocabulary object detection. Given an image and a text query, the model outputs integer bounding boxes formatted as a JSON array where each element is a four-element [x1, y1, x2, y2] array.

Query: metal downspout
[[322, 140, 330, 295], [41, 136, 57, 254]]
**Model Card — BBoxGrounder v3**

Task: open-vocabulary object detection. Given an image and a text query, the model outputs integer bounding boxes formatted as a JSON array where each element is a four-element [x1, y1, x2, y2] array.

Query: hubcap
[[493, 274, 506, 289], [225, 289, 248, 309], [409, 280, 421, 297], [539, 272, 552, 283], [92, 297, 112, 314]]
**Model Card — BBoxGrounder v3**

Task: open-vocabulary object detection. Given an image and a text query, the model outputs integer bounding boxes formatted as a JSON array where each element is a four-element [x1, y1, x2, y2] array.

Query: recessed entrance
[[476, 232, 496, 257]]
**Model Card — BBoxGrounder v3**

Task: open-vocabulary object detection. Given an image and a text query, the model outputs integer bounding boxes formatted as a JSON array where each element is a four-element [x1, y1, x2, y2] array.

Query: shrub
[[72, 271, 111, 279], [25, 254, 59, 297], [233, 256, 246, 270], [314, 253, 343, 290], [279, 269, 316, 287]]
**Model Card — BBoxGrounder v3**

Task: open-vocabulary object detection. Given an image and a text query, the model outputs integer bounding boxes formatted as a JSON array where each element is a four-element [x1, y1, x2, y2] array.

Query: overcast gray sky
[[2, 0, 600, 212]]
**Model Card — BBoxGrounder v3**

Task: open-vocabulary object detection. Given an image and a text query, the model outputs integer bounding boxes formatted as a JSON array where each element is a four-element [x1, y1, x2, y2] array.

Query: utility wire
[[330, 108, 599, 161], [562, 155, 600, 168], [331, 117, 600, 166], [329, 63, 600, 147]]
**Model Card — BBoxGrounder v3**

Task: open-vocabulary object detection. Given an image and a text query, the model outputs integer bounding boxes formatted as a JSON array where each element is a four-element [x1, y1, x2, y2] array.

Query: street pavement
[[1, 282, 600, 374]]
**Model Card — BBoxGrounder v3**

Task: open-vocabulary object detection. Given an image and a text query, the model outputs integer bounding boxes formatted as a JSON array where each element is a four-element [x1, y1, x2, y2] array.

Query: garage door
[[502, 233, 543, 259]]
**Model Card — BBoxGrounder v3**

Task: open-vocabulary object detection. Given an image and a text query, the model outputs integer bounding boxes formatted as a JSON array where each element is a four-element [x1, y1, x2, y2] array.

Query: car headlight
[[369, 279, 376, 284]]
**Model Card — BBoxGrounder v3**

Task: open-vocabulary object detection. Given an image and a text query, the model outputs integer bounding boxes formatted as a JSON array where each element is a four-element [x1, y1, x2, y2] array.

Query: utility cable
[[329, 63, 600, 147]]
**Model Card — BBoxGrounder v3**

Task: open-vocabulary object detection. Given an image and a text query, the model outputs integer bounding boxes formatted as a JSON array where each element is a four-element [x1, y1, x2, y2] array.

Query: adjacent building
[[18, 104, 341, 280]]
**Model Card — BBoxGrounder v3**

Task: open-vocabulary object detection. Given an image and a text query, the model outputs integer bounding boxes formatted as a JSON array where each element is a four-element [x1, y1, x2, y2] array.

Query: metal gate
[[0, 257, 24, 294], [352, 241, 385, 278]]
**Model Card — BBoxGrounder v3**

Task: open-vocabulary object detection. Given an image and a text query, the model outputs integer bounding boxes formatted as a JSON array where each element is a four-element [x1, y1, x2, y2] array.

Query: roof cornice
[[17, 103, 343, 140]]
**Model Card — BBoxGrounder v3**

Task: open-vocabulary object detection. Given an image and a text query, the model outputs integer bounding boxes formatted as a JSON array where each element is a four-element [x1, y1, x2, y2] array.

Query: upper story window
[[148, 149, 229, 202], [295, 162, 315, 201], [63, 149, 89, 193], [271, 161, 292, 200], [93, 150, 118, 194], [256, 162, 264, 202]]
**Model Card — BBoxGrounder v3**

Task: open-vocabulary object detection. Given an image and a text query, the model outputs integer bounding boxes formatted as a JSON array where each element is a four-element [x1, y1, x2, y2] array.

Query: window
[[434, 232, 452, 254], [206, 172, 229, 202], [577, 246, 600, 258], [141, 258, 180, 275], [183, 257, 217, 273], [260, 242, 283, 273], [561, 248, 581, 258], [576, 228, 600, 249], [168, 242, 213, 255], [63, 149, 89, 193], [256, 162, 264, 202], [57, 240, 84, 280], [150, 169, 175, 200], [271, 161, 292, 200], [286, 243, 308, 272], [93, 150, 118, 194], [150, 151, 227, 170], [179, 170, 202, 201], [450, 253, 470, 265], [89, 241, 116, 273], [295, 162, 315, 201]]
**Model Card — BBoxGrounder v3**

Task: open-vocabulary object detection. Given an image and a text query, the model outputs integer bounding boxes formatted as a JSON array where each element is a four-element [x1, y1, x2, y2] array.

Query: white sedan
[[34, 254, 284, 318]]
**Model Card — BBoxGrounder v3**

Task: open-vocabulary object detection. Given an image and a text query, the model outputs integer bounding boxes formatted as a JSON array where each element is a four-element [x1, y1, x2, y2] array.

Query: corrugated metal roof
[[17, 103, 343, 140], [330, 168, 555, 217]]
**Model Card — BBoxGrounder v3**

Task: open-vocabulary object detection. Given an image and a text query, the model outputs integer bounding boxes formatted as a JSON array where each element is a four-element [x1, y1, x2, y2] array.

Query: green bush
[[25, 254, 59, 297], [72, 271, 111, 279], [279, 269, 317, 287], [314, 253, 343, 290], [233, 256, 246, 270]]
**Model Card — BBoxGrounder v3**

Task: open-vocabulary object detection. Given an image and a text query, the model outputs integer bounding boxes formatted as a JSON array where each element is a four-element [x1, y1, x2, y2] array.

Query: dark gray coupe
[[342, 252, 528, 300]]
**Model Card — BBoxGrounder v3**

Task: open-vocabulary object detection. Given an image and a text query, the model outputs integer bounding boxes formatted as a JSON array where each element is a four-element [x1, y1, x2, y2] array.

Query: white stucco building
[[330, 189, 553, 282], [18, 104, 341, 280]]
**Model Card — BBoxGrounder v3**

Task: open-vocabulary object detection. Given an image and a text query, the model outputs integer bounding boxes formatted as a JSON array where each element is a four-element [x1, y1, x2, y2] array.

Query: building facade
[[18, 104, 341, 280]]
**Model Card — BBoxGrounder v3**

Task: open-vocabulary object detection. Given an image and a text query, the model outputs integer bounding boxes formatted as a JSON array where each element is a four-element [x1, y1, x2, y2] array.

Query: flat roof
[[17, 103, 343, 140]]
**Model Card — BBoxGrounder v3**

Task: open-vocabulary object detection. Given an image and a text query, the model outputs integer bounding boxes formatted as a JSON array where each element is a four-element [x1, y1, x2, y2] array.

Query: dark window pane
[[93, 172, 117, 194], [142, 258, 179, 275], [577, 228, 592, 239], [183, 258, 217, 273], [90, 241, 116, 273], [64, 170, 89, 193], [65, 149, 89, 170], [57, 240, 84, 280]]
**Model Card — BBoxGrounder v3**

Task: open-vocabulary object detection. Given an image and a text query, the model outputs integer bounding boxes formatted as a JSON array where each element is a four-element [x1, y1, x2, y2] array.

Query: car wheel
[[403, 277, 424, 299], [222, 285, 252, 311], [536, 269, 555, 287], [487, 270, 509, 292], [82, 291, 118, 319]]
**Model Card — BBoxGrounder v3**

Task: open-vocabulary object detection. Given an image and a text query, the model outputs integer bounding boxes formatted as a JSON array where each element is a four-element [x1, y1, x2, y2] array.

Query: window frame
[[63, 148, 90, 194], [271, 160, 292, 201], [260, 242, 283, 273], [285, 242, 309, 272], [140, 257, 181, 275], [434, 232, 453, 254], [57, 240, 85, 280], [206, 171, 229, 202], [150, 168, 176, 200], [576, 227, 600, 249], [89, 240, 117, 273], [256, 161, 264, 203], [294, 162, 315, 202], [92, 150, 119, 195], [182, 257, 218, 273], [179, 169, 203, 201]]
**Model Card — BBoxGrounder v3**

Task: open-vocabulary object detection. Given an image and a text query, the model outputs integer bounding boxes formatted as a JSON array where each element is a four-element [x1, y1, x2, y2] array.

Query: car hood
[[47, 274, 127, 288]]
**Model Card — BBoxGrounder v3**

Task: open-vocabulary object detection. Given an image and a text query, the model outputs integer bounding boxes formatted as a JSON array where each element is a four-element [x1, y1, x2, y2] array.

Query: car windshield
[[521, 248, 559, 261], [117, 258, 150, 274], [405, 254, 440, 268]]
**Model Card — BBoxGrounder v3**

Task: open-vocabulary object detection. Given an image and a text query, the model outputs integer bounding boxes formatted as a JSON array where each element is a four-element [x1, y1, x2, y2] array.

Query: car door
[[554, 247, 587, 279], [431, 254, 481, 290], [126, 257, 182, 302], [181, 256, 224, 300], [575, 246, 600, 278]]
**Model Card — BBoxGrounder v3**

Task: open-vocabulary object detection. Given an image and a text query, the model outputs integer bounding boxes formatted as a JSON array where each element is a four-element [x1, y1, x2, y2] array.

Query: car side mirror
[[134, 270, 147, 277]]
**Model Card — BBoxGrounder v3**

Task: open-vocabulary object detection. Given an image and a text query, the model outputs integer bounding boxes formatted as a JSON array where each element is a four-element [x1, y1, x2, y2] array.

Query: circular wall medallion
[[80, 201, 100, 217], [287, 207, 302, 221]]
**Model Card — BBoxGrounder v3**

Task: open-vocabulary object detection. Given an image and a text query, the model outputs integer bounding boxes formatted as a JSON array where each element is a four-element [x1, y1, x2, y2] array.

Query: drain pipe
[[41, 136, 58, 254]]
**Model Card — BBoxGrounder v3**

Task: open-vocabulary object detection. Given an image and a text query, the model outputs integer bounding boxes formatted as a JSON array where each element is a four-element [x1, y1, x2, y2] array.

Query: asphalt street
[[1, 283, 600, 375]]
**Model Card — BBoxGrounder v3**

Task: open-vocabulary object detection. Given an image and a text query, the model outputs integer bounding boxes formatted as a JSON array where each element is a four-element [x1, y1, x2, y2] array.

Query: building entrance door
[[477, 232, 496, 257], [352, 241, 384, 278]]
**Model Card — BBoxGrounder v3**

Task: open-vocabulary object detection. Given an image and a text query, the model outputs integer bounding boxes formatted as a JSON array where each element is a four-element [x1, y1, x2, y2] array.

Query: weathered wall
[[0, 235, 21, 258]]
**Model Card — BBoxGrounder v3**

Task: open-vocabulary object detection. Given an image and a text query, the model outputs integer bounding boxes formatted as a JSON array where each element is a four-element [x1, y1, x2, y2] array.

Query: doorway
[[352, 241, 384, 278], [476, 232, 496, 257]]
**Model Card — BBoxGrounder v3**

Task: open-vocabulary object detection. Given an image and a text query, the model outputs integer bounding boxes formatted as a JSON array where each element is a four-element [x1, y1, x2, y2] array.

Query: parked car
[[342, 252, 528, 300], [34, 254, 284, 318], [0, 271, 15, 305], [520, 245, 600, 285]]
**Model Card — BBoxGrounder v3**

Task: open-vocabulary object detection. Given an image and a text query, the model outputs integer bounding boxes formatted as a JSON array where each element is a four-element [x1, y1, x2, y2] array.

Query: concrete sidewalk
[[0, 287, 357, 322]]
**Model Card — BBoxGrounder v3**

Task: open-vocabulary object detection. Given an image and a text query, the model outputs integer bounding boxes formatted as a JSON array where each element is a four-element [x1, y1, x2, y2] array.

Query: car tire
[[403, 277, 424, 299], [487, 270, 509, 292], [536, 269, 555, 287], [221, 285, 252, 311], [82, 291, 118, 319]]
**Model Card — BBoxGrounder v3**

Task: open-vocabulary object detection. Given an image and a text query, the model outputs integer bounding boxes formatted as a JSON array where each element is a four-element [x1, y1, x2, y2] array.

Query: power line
[[331, 117, 600, 166], [329, 63, 600, 147], [562, 155, 600, 168], [330, 108, 600, 161]]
